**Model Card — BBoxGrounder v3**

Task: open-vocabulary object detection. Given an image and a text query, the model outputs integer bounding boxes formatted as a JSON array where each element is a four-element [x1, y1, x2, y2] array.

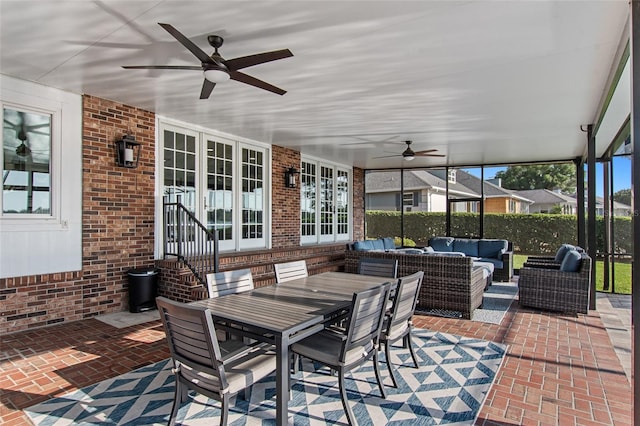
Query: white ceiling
[[0, 1, 630, 169]]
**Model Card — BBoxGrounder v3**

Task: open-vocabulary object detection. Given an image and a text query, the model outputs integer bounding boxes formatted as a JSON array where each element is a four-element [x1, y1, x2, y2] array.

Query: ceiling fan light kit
[[203, 68, 230, 83]]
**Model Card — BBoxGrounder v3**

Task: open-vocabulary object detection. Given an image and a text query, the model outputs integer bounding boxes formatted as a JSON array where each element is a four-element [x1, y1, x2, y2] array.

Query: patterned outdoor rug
[[471, 281, 519, 325], [24, 330, 506, 425]]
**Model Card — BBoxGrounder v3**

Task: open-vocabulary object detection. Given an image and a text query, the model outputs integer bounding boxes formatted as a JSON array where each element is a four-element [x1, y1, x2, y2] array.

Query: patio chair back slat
[[274, 260, 308, 283], [358, 258, 398, 278], [206, 269, 254, 298]]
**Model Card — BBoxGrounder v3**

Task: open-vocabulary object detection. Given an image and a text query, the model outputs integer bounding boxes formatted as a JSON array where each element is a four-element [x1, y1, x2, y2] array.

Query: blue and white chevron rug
[[24, 330, 506, 425]]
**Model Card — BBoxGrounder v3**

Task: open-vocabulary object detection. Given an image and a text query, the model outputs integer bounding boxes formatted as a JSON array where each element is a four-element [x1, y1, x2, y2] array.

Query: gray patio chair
[[206, 268, 254, 298], [156, 297, 276, 426], [358, 257, 398, 278], [274, 260, 308, 283], [205, 269, 256, 341], [291, 282, 392, 426], [379, 271, 424, 388]]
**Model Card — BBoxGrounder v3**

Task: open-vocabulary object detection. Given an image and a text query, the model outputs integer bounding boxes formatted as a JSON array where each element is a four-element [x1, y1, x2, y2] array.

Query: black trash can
[[127, 267, 159, 313]]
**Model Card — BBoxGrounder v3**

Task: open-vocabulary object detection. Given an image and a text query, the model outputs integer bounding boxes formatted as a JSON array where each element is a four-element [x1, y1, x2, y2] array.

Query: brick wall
[[0, 96, 156, 334], [271, 145, 301, 248]]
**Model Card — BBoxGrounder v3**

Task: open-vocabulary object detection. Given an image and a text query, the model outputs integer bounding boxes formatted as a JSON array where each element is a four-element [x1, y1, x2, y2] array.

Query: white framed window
[[0, 75, 82, 278], [448, 169, 457, 184], [158, 119, 270, 252], [2, 106, 53, 217], [300, 157, 351, 244]]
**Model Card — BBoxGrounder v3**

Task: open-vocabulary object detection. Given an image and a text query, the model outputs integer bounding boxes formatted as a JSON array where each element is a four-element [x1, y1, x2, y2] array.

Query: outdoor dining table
[[190, 271, 393, 426]]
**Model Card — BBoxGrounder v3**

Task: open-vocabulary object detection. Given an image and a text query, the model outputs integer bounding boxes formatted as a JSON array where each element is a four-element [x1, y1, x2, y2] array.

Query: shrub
[[365, 211, 632, 255]]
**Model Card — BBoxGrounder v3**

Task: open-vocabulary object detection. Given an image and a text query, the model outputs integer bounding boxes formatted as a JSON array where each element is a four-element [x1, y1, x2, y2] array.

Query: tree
[[494, 164, 576, 192], [613, 188, 631, 206]]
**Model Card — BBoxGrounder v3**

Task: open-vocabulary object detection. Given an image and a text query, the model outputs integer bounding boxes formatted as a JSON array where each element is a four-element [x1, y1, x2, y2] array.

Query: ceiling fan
[[373, 140, 445, 161], [3, 111, 50, 158], [122, 23, 293, 99]]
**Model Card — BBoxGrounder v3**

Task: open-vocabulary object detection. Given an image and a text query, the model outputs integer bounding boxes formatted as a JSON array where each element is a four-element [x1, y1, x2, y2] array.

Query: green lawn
[[513, 254, 631, 295]]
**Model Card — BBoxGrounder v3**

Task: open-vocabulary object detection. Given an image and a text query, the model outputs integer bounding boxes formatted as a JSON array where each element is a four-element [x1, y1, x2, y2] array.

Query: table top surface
[[191, 271, 392, 335]]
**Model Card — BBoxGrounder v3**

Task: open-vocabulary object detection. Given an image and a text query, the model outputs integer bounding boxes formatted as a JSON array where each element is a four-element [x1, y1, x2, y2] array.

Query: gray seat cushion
[[292, 330, 373, 367], [476, 257, 503, 269], [180, 344, 276, 395]]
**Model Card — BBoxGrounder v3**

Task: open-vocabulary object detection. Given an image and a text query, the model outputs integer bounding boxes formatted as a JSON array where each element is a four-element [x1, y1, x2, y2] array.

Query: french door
[[162, 123, 268, 253]]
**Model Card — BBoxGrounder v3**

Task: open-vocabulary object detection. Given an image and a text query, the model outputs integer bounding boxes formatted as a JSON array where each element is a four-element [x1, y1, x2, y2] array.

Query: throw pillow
[[429, 236, 455, 252], [554, 244, 575, 262], [353, 240, 373, 251], [371, 239, 385, 250], [560, 249, 582, 272], [382, 237, 396, 250]]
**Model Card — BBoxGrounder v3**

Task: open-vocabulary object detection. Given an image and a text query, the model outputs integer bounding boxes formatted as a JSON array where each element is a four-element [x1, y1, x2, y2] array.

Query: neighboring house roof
[[366, 169, 534, 203], [453, 171, 533, 203], [514, 189, 577, 205], [414, 170, 477, 197], [595, 196, 632, 212], [365, 170, 476, 197]]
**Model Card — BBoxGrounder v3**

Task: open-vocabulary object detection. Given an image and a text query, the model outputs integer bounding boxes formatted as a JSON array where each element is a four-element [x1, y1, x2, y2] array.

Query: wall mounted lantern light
[[285, 166, 300, 188], [115, 133, 141, 168]]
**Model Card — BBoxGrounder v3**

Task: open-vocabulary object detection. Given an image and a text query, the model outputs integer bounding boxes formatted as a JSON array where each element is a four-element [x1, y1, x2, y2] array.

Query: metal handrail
[[163, 195, 219, 286]]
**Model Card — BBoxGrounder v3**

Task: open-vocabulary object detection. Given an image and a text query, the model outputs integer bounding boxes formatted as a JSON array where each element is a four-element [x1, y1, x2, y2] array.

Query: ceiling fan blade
[[158, 23, 213, 64], [416, 152, 446, 157], [225, 49, 293, 71], [200, 80, 216, 99], [371, 154, 402, 159], [414, 149, 439, 154], [230, 71, 286, 95], [122, 65, 202, 70]]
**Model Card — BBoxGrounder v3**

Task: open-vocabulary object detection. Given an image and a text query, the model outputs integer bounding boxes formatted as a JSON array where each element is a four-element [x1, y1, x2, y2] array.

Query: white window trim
[[300, 155, 352, 245], [0, 75, 82, 278], [155, 117, 272, 256]]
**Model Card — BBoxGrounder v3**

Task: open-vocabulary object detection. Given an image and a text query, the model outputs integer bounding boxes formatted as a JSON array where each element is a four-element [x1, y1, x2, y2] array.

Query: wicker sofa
[[518, 251, 591, 314], [344, 250, 485, 319], [427, 237, 514, 282]]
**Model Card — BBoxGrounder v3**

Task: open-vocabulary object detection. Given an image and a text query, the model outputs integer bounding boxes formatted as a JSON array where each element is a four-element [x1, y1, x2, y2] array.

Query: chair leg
[[168, 379, 184, 426], [291, 353, 300, 374], [406, 331, 420, 368], [338, 371, 357, 426], [384, 341, 398, 388], [220, 393, 230, 426], [373, 350, 387, 398], [239, 385, 250, 401]]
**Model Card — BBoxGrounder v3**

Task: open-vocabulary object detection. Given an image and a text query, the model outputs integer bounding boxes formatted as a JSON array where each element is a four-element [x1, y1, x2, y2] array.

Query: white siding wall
[[0, 76, 82, 278]]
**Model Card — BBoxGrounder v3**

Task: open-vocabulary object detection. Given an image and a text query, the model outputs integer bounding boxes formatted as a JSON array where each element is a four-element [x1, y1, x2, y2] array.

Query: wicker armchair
[[518, 252, 591, 314]]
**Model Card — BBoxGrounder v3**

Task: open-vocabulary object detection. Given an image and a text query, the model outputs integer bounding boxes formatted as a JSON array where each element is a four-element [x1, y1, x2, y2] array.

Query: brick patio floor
[[0, 299, 632, 425]]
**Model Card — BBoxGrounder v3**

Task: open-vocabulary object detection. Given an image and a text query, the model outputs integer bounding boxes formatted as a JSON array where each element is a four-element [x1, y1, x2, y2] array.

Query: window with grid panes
[[300, 157, 350, 244], [336, 169, 349, 236], [320, 166, 333, 238], [205, 139, 233, 241], [163, 129, 197, 212], [301, 161, 316, 241], [241, 146, 264, 240]]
